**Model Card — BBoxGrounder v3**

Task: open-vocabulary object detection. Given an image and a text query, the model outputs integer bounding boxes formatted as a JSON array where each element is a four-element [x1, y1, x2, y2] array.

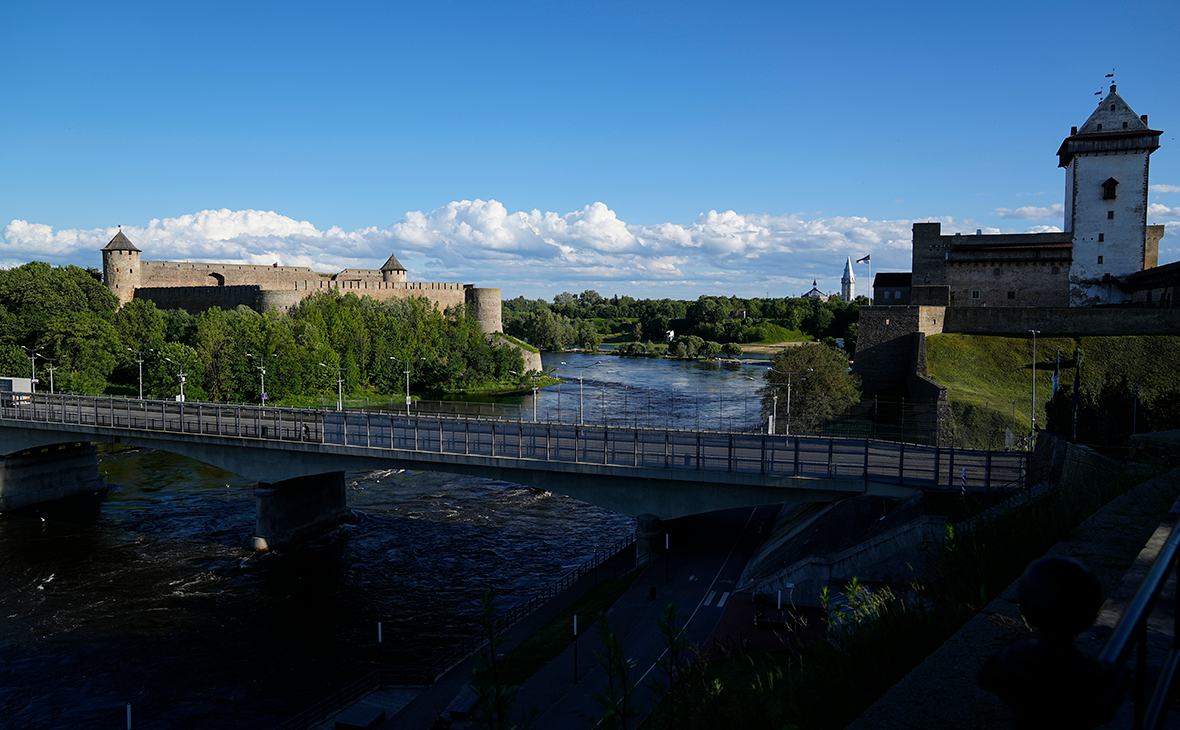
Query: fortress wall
[[141, 260, 320, 289], [134, 285, 263, 312], [941, 306, 1180, 335], [945, 260, 1070, 307]]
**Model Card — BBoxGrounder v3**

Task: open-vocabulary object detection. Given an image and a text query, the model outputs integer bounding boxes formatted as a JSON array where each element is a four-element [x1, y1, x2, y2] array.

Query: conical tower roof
[[102, 229, 140, 252], [1058, 84, 1162, 167], [381, 251, 406, 272], [842, 256, 855, 282]]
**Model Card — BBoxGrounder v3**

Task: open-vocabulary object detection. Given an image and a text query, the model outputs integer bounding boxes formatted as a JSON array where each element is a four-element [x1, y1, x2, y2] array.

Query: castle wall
[[940, 305, 1180, 335], [466, 287, 503, 333], [945, 260, 1070, 307], [134, 285, 264, 312], [140, 260, 321, 289]]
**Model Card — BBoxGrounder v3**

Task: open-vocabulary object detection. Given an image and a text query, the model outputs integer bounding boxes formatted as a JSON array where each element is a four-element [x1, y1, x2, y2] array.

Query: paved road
[[509, 505, 778, 728]]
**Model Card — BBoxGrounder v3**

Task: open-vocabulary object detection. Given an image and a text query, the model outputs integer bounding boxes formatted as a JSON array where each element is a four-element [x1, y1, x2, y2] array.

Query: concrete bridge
[[0, 394, 1026, 549]]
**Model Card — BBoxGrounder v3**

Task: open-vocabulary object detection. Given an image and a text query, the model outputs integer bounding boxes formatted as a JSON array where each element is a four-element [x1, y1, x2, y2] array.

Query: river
[[0, 354, 766, 729]]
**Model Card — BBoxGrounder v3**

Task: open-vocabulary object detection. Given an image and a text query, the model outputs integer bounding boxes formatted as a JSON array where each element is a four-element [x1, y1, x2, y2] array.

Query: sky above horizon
[[3, 0, 1179, 302]]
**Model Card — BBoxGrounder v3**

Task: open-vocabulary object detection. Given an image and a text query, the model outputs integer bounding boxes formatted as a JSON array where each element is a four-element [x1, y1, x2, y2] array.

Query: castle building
[[841, 256, 855, 301], [100, 231, 504, 333], [905, 84, 1167, 308]]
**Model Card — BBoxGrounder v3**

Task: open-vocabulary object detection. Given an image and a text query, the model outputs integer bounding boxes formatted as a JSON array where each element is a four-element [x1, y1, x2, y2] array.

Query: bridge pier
[[636, 513, 662, 568], [0, 443, 108, 511], [252, 471, 351, 551]]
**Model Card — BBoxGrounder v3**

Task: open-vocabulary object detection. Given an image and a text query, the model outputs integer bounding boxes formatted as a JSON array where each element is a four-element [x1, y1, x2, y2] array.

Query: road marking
[[717, 591, 730, 608], [704, 591, 716, 606]]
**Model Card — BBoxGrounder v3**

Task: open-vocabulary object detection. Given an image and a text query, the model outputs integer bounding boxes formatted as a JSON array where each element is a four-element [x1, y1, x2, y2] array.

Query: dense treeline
[[503, 289, 864, 354], [0, 262, 523, 401]]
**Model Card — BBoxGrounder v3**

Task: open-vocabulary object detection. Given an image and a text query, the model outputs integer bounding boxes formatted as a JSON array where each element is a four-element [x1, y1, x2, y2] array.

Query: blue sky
[[3, 0, 1178, 301]]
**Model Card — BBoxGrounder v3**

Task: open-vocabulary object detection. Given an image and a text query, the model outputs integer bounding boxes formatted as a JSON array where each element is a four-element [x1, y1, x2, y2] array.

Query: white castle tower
[[841, 255, 855, 301], [1058, 83, 1163, 305]]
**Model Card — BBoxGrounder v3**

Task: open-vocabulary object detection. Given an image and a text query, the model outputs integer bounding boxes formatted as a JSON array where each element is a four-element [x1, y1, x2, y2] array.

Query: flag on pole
[[1051, 347, 1060, 398], [856, 255, 870, 264]]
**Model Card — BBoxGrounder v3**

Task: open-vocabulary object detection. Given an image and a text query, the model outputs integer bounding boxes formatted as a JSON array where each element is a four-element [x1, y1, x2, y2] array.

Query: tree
[[763, 345, 861, 434]]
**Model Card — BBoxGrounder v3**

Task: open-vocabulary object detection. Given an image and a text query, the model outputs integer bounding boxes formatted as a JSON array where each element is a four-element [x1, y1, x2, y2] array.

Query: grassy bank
[[925, 334, 1180, 448]]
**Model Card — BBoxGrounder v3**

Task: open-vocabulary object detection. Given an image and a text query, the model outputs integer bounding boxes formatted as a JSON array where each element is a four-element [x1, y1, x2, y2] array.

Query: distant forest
[[503, 290, 866, 357]]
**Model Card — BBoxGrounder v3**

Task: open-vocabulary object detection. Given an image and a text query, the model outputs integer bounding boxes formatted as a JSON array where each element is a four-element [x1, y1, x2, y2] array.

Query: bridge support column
[[0, 443, 108, 511], [252, 471, 351, 551], [635, 513, 662, 569]]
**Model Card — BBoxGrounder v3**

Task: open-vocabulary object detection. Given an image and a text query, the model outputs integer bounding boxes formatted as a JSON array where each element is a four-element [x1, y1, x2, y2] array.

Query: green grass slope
[[925, 333, 1180, 448]]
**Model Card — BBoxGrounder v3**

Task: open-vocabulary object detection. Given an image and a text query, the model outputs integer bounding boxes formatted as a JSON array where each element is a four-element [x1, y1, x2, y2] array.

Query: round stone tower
[[101, 229, 142, 306], [380, 251, 407, 283], [464, 286, 503, 333]]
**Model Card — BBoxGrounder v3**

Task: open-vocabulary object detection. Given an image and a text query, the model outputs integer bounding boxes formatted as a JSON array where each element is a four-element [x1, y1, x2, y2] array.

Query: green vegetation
[[0, 262, 524, 402], [926, 334, 1180, 448], [761, 344, 861, 434], [503, 291, 862, 354], [643, 460, 1168, 730]]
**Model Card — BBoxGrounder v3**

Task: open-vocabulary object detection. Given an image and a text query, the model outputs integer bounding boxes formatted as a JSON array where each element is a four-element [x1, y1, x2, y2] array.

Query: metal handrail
[[1, 393, 1029, 494], [1098, 517, 1180, 730]]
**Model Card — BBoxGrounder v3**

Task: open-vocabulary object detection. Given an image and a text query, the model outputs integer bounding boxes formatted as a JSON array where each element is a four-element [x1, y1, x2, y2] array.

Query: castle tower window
[[1102, 178, 1118, 200], [1098, 256, 1104, 264], [1007, 291, 1016, 300], [1107, 211, 1115, 219], [894, 290, 901, 298], [1051, 266, 1059, 274], [1099, 233, 1105, 242], [993, 268, 1001, 276], [883, 290, 891, 300], [1097, 123, 1103, 131], [971, 290, 980, 299]]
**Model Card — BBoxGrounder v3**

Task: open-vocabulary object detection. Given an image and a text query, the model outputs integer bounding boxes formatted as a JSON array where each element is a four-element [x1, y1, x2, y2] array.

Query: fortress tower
[[380, 251, 407, 283], [1058, 84, 1162, 305], [841, 255, 855, 301], [101, 229, 141, 306]]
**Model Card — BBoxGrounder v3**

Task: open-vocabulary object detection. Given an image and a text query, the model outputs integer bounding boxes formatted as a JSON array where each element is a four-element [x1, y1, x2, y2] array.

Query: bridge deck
[[0, 394, 1026, 494]]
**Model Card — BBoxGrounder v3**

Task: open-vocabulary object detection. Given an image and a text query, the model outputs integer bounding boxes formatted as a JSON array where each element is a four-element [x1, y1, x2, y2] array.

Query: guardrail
[[1098, 516, 1180, 730], [269, 533, 636, 730], [0, 394, 1028, 493]]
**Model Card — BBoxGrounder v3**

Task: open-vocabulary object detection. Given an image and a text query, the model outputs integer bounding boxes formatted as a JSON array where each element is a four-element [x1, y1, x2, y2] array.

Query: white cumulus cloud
[[993, 204, 1064, 220], [0, 202, 1027, 299], [1149, 184, 1180, 194]]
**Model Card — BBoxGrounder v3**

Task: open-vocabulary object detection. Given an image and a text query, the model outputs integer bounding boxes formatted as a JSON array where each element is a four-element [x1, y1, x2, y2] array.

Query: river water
[[0, 354, 766, 729]]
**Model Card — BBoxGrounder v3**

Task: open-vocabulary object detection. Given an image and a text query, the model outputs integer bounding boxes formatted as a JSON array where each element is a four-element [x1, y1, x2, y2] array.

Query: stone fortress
[[100, 231, 504, 334], [855, 83, 1177, 421]]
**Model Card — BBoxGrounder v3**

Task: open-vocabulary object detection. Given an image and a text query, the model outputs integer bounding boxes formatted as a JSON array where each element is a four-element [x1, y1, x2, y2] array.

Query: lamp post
[[163, 357, 189, 402], [1029, 329, 1041, 441], [247, 353, 276, 405], [511, 369, 542, 422], [769, 367, 812, 436], [41, 357, 57, 394], [390, 356, 425, 416], [318, 363, 351, 411], [560, 360, 600, 425], [126, 348, 150, 399], [20, 346, 42, 392]]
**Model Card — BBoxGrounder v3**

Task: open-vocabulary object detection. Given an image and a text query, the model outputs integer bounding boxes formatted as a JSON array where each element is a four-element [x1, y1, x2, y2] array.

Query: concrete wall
[[253, 471, 350, 550], [0, 443, 107, 511]]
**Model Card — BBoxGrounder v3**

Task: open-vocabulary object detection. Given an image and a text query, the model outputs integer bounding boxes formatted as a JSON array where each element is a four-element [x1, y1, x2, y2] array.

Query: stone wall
[[940, 305, 1180, 335], [141, 260, 320, 288]]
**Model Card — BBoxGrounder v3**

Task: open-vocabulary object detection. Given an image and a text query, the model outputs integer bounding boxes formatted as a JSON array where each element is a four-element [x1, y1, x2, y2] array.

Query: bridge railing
[[1, 393, 1027, 493]]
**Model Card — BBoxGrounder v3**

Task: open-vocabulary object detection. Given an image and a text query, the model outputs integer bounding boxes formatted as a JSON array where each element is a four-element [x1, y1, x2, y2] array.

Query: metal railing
[[0, 393, 1028, 493], [269, 533, 636, 730], [1098, 516, 1180, 730]]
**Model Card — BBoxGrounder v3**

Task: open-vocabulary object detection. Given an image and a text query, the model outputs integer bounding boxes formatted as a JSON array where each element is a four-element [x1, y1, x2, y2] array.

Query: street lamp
[[768, 367, 812, 436], [41, 357, 57, 395], [163, 357, 190, 402], [390, 356, 425, 416], [20, 346, 42, 392], [1029, 329, 1041, 441], [247, 353, 276, 405], [511, 369, 542, 422], [560, 360, 600, 425], [126, 348, 151, 399], [318, 363, 352, 411]]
